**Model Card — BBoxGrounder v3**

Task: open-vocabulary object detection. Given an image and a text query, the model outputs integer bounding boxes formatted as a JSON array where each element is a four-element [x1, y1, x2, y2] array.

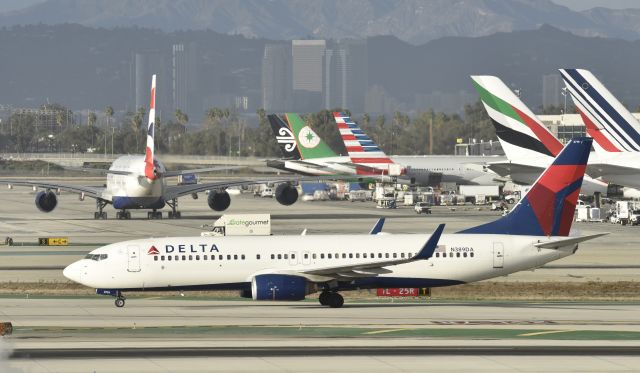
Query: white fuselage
[[588, 152, 640, 189], [490, 152, 609, 195], [102, 155, 167, 209], [278, 155, 504, 186], [64, 233, 575, 292]]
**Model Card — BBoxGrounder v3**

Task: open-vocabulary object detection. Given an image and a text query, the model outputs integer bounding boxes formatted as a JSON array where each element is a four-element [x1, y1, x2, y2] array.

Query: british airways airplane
[[0, 76, 304, 219], [64, 138, 606, 308]]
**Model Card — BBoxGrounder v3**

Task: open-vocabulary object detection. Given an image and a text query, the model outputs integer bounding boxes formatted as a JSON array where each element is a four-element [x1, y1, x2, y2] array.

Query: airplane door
[[127, 245, 141, 272], [493, 242, 504, 268]]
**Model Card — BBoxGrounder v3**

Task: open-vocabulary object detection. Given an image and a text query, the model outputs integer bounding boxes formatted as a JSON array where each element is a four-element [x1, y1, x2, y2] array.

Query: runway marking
[[518, 330, 576, 337], [362, 328, 411, 335]]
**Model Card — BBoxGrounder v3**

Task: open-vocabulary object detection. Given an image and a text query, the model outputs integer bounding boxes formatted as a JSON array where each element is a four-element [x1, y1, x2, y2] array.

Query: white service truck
[[201, 214, 271, 236], [458, 185, 500, 205]]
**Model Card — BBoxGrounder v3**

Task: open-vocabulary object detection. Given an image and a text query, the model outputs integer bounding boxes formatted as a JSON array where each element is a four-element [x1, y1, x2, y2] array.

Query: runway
[[1, 180, 639, 371]]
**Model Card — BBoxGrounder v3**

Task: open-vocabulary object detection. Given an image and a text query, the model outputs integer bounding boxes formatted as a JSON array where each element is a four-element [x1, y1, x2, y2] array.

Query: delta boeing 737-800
[[63, 138, 606, 308]]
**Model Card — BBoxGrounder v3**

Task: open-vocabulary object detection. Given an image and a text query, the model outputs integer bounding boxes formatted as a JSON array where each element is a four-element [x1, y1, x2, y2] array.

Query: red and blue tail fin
[[333, 112, 397, 171], [144, 74, 157, 180], [460, 137, 592, 236]]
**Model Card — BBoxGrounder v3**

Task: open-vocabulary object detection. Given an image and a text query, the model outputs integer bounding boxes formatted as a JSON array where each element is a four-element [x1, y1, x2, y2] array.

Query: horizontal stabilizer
[[163, 166, 243, 178], [534, 233, 608, 249]]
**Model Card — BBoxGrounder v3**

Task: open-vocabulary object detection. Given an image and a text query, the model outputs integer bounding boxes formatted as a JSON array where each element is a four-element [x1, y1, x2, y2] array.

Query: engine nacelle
[[207, 190, 231, 211], [35, 190, 58, 213], [275, 184, 298, 206], [251, 274, 315, 301]]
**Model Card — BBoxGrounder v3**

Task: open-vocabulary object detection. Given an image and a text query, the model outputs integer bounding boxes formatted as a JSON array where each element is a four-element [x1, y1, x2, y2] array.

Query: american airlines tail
[[471, 75, 563, 160], [462, 137, 592, 236], [333, 112, 398, 172], [144, 74, 157, 180], [559, 68, 640, 154]]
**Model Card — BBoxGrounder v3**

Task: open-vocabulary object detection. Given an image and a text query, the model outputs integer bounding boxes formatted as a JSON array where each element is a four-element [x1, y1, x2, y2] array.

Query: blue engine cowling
[[251, 274, 313, 301], [35, 190, 57, 212]]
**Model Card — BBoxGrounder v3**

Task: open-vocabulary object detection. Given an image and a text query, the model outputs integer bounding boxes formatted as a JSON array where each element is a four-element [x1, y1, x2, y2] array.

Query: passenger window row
[[154, 254, 246, 262], [434, 252, 474, 258]]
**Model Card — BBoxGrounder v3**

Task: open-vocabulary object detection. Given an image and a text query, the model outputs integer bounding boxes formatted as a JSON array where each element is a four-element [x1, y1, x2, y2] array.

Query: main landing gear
[[318, 291, 344, 308], [94, 199, 108, 219], [167, 198, 181, 219], [147, 210, 162, 219], [116, 210, 131, 219]]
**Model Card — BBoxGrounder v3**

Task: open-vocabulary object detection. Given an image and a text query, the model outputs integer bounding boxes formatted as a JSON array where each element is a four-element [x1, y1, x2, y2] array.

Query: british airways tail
[[333, 112, 398, 172], [471, 75, 563, 159], [144, 74, 157, 180], [461, 137, 592, 236], [268, 114, 301, 160], [559, 68, 640, 153]]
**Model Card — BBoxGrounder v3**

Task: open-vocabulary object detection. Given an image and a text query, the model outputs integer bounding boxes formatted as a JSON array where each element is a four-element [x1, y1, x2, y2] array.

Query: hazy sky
[[552, 0, 640, 10], [2, 0, 640, 14]]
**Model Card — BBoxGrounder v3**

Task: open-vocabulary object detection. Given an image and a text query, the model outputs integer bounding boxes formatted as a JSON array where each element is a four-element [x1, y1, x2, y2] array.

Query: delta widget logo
[[147, 246, 160, 255], [298, 126, 320, 148]]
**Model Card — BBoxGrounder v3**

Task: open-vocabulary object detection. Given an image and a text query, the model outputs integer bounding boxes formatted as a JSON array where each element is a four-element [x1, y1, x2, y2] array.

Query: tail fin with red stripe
[[461, 137, 592, 236], [333, 112, 398, 172], [144, 74, 157, 180]]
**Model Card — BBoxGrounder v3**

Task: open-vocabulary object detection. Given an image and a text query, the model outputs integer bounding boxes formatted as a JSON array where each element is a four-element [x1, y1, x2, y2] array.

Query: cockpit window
[[84, 254, 108, 261]]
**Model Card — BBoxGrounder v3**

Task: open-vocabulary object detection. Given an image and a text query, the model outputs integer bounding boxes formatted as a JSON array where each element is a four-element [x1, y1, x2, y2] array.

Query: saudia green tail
[[285, 113, 338, 159]]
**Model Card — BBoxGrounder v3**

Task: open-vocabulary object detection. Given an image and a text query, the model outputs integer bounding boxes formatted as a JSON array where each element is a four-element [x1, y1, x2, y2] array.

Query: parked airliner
[[471, 75, 608, 196], [64, 138, 605, 308], [0, 76, 309, 219], [267, 112, 502, 186], [560, 68, 640, 189]]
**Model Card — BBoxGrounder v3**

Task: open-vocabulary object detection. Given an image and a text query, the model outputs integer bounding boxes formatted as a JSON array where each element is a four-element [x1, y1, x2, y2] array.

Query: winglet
[[413, 224, 445, 260], [369, 218, 385, 235]]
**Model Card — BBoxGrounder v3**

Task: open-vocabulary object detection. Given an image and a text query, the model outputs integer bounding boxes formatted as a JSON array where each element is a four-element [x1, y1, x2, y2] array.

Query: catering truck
[[201, 214, 271, 236]]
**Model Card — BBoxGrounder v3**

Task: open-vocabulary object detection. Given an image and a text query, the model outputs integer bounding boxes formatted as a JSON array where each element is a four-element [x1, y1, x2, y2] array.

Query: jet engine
[[251, 274, 316, 301], [207, 190, 231, 211], [274, 183, 298, 206], [35, 190, 58, 212]]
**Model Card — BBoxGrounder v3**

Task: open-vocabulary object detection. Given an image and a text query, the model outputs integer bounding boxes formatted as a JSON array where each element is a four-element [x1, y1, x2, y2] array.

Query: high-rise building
[[292, 40, 326, 111], [172, 42, 198, 119], [542, 74, 562, 109], [323, 39, 367, 112], [262, 44, 292, 112], [133, 51, 168, 116]]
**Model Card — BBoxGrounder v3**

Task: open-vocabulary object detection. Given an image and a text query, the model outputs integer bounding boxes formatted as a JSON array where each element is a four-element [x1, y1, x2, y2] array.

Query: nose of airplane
[[63, 261, 83, 284]]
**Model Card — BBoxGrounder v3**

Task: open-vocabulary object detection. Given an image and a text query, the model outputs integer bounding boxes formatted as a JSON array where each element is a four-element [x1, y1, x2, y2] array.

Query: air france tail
[[333, 112, 399, 173], [144, 74, 157, 180], [461, 137, 592, 236], [559, 68, 640, 153], [471, 75, 563, 159]]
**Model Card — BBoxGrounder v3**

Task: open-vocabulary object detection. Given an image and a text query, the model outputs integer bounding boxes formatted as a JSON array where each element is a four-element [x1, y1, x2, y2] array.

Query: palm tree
[[103, 106, 114, 156]]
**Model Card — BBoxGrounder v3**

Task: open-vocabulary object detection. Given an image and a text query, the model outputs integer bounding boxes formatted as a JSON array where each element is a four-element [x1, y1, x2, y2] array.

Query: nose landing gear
[[115, 297, 126, 308]]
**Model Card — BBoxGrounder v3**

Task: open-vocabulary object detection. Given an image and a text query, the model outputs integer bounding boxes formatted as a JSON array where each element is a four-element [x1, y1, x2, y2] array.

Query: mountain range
[[1, 0, 640, 45]]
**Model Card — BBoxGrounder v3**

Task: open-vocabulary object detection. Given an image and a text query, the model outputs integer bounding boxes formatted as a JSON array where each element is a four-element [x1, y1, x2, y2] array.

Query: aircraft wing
[[486, 161, 543, 178], [258, 224, 444, 282], [534, 233, 608, 249], [163, 166, 245, 178], [587, 163, 638, 179], [163, 174, 351, 200], [0, 179, 105, 199]]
